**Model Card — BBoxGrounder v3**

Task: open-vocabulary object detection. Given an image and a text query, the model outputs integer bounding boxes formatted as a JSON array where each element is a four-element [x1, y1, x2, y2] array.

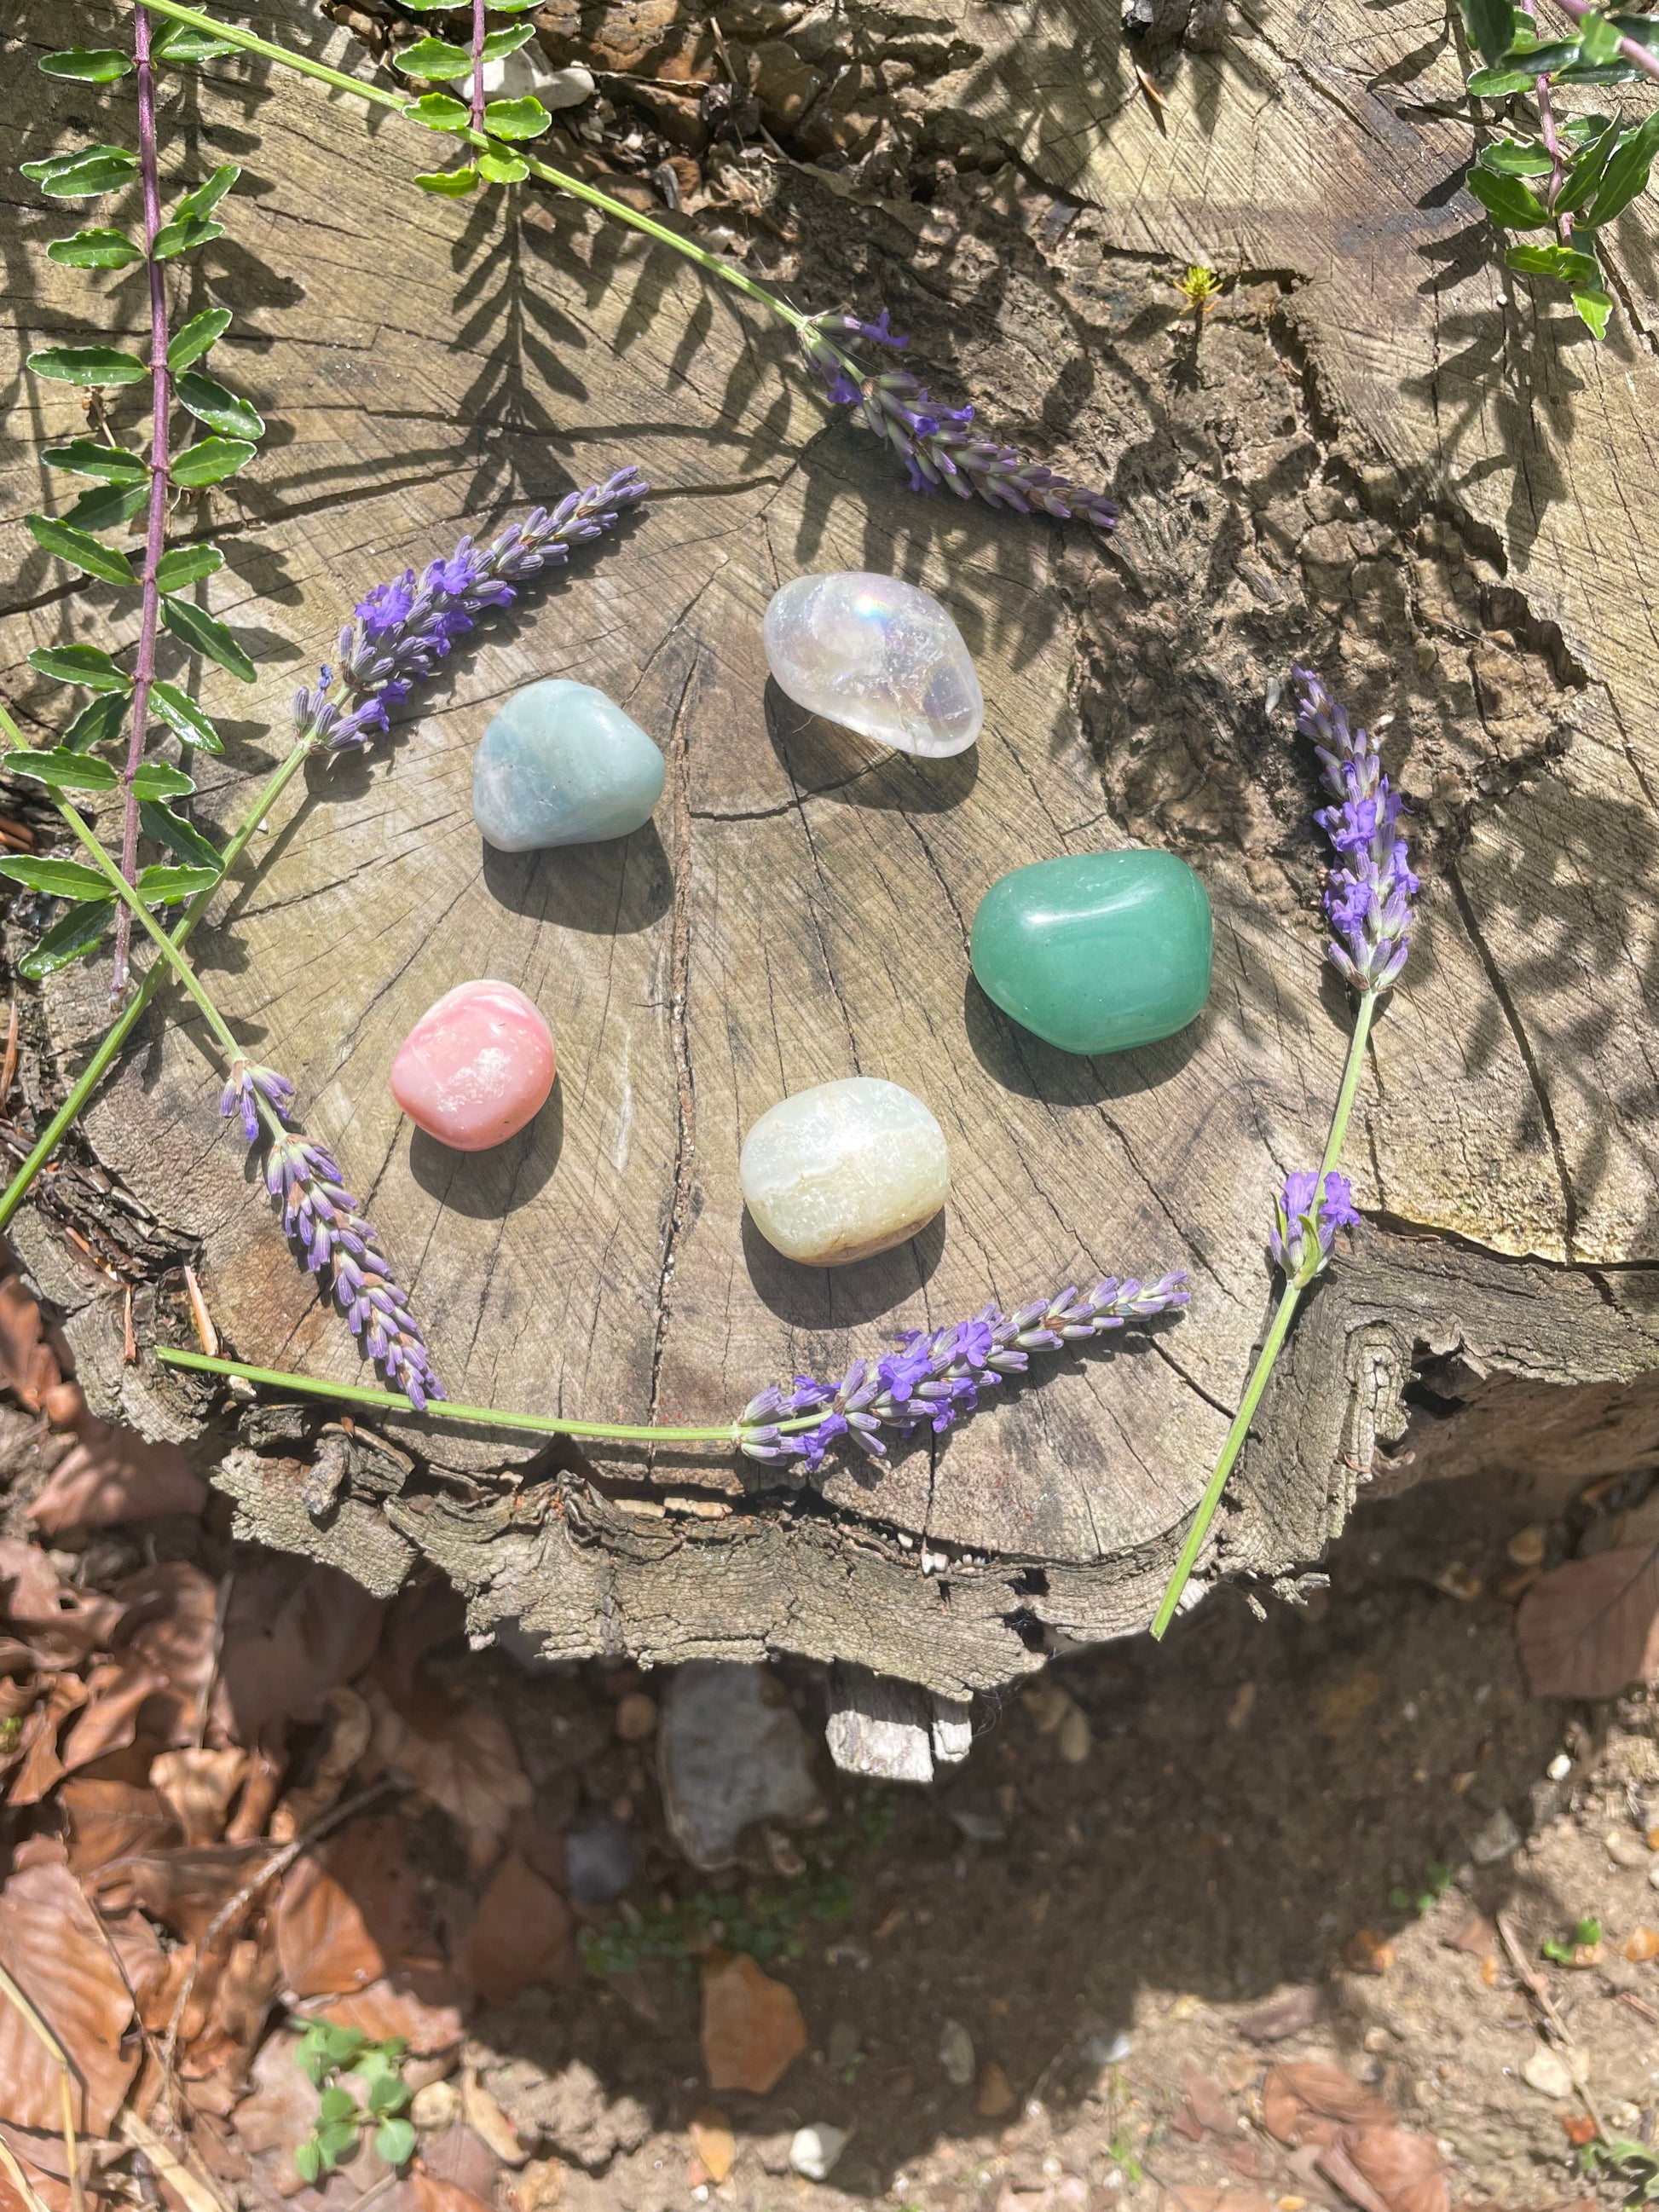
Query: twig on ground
[[191, 1570, 233, 1751], [0, 1961, 87, 2212], [182, 1266, 217, 1359], [1494, 1908, 1607, 2137], [0, 2136, 55, 2212], [118, 2111, 232, 2212]]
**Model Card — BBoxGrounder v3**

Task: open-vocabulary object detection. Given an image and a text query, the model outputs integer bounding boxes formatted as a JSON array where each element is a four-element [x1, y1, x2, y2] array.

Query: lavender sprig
[[1294, 667, 1419, 992], [1150, 670, 1421, 1642], [737, 1272, 1188, 1470], [799, 313, 1118, 528], [292, 469, 648, 756]]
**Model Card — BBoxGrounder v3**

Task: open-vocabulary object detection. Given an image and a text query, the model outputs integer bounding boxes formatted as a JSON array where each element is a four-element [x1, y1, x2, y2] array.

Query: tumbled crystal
[[970, 848, 1213, 1056], [390, 979, 556, 1152], [739, 1076, 951, 1267], [472, 679, 666, 852], [762, 572, 983, 759]]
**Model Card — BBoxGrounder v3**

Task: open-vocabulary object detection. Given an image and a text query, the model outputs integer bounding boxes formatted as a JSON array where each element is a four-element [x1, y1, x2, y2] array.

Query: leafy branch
[[1454, 0, 1659, 334]]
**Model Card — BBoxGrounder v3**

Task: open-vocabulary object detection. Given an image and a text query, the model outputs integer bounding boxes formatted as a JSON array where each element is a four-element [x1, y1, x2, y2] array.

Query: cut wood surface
[[4, 0, 1659, 1696]]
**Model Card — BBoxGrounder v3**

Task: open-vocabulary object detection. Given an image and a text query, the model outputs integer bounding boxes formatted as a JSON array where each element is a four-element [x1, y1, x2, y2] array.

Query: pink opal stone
[[390, 980, 556, 1152]]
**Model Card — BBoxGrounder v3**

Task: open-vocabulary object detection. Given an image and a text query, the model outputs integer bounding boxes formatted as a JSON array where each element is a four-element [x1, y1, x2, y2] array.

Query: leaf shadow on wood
[[408, 1084, 564, 1220], [763, 680, 980, 813], [480, 821, 673, 935], [739, 1210, 947, 1329]]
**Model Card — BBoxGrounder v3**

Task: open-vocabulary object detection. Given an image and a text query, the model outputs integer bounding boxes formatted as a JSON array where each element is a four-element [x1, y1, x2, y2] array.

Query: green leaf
[[1558, 123, 1621, 210], [483, 97, 552, 140], [40, 47, 134, 82], [153, 215, 225, 260], [176, 371, 264, 441], [47, 227, 142, 269], [61, 692, 129, 754], [130, 760, 197, 800], [161, 596, 256, 682], [315, 2122, 359, 2168], [1504, 38, 1581, 71], [291, 2142, 324, 2188], [0, 856, 114, 901], [23, 145, 139, 199], [415, 167, 480, 195], [407, 90, 471, 129], [61, 480, 149, 534], [1477, 140, 1554, 175], [140, 800, 221, 871], [43, 439, 147, 484], [136, 863, 221, 904], [27, 644, 129, 691], [1558, 56, 1644, 80], [171, 165, 240, 222], [483, 25, 536, 60], [27, 346, 147, 388], [1504, 240, 1602, 283], [478, 150, 529, 184], [154, 545, 224, 593], [171, 436, 256, 488], [1574, 284, 1614, 335], [167, 309, 233, 373], [364, 2070, 409, 2117], [1465, 62, 1535, 93], [1586, 109, 1659, 225], [318, 2024, 369, 2068], [1577, 9, 1623, 62], [25, 514, 139, 587], [394, 36, 475, 79], [318, 2088, 357, 2127], [2, 749, 119, 792], [20, 900, 113, 980], [150, 681, 223, 752], [1465, 164, 1552, 227], [373, 2121, 416, 2169], [153, 24, 241, 62], [1454, 0, 1517, 65]]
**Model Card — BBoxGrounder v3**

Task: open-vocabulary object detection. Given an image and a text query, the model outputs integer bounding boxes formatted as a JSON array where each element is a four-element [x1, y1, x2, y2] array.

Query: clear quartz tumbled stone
[[762, 572, 984, 759]]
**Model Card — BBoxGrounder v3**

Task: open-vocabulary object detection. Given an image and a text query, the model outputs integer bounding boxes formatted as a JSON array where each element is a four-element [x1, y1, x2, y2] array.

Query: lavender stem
[[113, 2, 173, 1006], [469, 0, 487, 133]]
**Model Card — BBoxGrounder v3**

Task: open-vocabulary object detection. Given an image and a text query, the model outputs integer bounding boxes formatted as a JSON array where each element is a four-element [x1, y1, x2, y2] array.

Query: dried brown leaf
[[152, 1748, 248, 1847], [6, 1675, 87, 1806], [0, 1851, 136, 2131], [59, 1658, 170, 1776], [92, 1840, 269, 1943], [700, 1952, 807, 2094], [462, 1853, 575, 2008], [367, 1683, 530, 1873], [30, 1418, 205, 1534], [412, 2180, 493, 2212], [1237, 1985, 1323, 2043], [304, 1978, 464, 2057], [272, 1689, 371, 1841], [416, 2125, 500, 2206], [216, 1557, 383, 1744], [1517, 1546, 1659, 1698], [61, 1778, 177, 1874], [275, 1814, 451, 2001], [1342, 2126, 1450, 2212]]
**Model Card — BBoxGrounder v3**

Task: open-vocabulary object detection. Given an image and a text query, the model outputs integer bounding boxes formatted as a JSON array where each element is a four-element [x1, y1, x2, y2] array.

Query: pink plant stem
[[113, 2, 173, 1004], [1517, 0, 1571, 230], [470, 0, 487, 132], [1546, 0, 1659, 85]]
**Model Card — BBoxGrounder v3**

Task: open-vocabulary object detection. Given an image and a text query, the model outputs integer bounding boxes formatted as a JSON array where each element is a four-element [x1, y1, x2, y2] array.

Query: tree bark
[[4, 0, 1659, 1701]]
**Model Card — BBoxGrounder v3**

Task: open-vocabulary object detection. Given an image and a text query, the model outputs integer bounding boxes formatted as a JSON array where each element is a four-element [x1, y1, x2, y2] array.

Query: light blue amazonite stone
[[472, 679, 666, 852]]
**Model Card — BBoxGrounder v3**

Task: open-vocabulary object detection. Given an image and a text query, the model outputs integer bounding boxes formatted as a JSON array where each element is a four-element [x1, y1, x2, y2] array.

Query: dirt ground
[[443, 1470, 1659, 2212]]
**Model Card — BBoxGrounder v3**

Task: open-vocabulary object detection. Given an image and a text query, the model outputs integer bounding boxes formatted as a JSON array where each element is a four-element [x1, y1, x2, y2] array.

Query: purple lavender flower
[[292, 468, 648, 755], [218, 1056, 296, 1144], [1268, 1170, 1360, 1279], [738, 1271, 1188, 1470], [1293, 668, 1418, 992], [799, 314, 1116, 529]]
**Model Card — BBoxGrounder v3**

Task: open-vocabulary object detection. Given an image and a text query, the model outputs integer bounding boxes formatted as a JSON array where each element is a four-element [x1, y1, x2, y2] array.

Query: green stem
[[1147, 988, 1380, 1641], [155, 1343, 754, 1446], [0, 734, 317, 1235], [118, 0, 808, 332]]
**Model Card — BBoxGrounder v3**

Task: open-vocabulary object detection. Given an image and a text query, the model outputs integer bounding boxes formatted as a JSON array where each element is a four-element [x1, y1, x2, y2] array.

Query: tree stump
[[6, 0, 1659, 1706]]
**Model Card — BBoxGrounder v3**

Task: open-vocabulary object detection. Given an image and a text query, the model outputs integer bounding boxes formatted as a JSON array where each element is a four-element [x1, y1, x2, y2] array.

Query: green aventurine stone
[[970, 848, 1213, 1056]]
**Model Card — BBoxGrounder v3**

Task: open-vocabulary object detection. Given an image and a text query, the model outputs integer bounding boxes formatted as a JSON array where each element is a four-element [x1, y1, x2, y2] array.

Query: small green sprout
[[1580, 2135, 1659, 2204], [1387, 1860, 1454, 1915], [292, 2023, 413, 2182], [1171, 264, 1223, 316], [1541, 1915, 1602, 1964]]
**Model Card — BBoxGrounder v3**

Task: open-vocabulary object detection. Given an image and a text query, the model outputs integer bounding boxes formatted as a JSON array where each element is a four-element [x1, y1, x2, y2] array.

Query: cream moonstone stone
[[739, 1077, 951, 1267]]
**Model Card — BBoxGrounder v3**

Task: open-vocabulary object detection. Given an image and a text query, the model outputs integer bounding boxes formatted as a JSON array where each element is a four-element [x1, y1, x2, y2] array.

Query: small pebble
[[939, 2019, 975, 2088], [410, 2081, 461, 2131], [739, 1076, 950, 1267], [975, 2060, 1016, 2117], [390, 979, 556, 1152], [614, 1691, 658, 1742], [789, 2124, 850, 2180], [1506, 1523, 1547, 1566], [1056, 1704, 1092, 1764], [764, 571, 983, 758], [1605, 1828, 1650, 1868], [564, 1808, 639, 1903], [1546, 1753, 1572, 1782]]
